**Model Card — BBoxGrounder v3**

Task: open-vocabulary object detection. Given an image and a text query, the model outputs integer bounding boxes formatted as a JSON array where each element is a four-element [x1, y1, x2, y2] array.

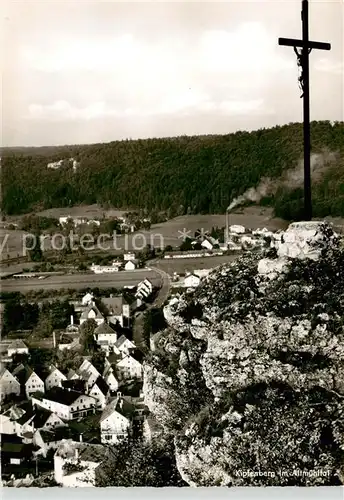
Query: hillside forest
[[2, 120, 344, 221]]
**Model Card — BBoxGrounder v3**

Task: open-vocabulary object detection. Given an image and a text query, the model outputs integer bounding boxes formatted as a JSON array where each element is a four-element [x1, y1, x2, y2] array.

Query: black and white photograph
[[1, 0, 344, 491]]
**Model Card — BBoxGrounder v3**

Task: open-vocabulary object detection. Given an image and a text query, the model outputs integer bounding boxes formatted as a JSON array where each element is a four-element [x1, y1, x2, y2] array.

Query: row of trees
[[2, 297, 73, 337], [2, 121, 344, 220]]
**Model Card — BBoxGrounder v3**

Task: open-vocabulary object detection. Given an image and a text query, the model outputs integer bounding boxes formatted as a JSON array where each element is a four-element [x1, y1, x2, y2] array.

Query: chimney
[[70, 314, 74, 326], [52, 330, 56, 348], [75, 447, 79, 460], [79, 433, 83, 443]]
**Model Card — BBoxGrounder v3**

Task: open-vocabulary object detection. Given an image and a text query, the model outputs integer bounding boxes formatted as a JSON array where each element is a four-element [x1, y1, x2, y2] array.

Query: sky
[[2, 0, 343, 147]]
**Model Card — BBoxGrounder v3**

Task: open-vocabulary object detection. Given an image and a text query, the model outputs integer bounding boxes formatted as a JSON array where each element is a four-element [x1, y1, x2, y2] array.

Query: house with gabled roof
[[184, 272, 201, 288], [7, 339, 29, 358], [89, 377, 110, 409], [101, 295, 130, 328], [78, 359, 100, 389], [80, 303, 105, 326], [135, 278, 153, 300], [32, 388, 96, 421], [16, 406, 66, 437], [82, 293, 94, 306], [116, 353, 143, 381], [115, 334, 136, 355], [13, 364, 45, 398], [45, 365, 67, 390], [54, 439, 114, 487], [102, 362, 119, 393], [0, 367, 21, 401], [100, 395, 135, 445], [93, 322, 119, 355]]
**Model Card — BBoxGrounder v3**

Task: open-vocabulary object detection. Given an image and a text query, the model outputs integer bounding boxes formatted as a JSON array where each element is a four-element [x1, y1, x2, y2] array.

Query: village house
[[101, 295, 130, 328], [82, 293, 94, 306], [184, 272, 201, 288], [116, 353, 142, 381], [102, 362, 119, 393], [33, 426, 79, 458], [45, 365, 67, 390], [123, 252, 136, 261], [32, 388, 96, 421], [7, 339, 29, 358], [0, 403, 27, 435], [12, 365, 45, 399], [77, 364, 101, 390], [135, 279, 153, 300], [90, 264, 120, 274], [88, 377, 110, 409], [115, 334, 136, 355], [93, 322, 118, 355], [99, 395, 135, 445], [79, 303, 105, 326], [1, 436, 32, 467], [124, 260, 137, 271], [0, 367, 21, 401], [54, 440, 113, 487], [16, 406, 66, 437]]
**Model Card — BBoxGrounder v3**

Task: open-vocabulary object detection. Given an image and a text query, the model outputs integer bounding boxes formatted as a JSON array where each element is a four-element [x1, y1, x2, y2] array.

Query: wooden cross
[[278, 0, 331, 221]]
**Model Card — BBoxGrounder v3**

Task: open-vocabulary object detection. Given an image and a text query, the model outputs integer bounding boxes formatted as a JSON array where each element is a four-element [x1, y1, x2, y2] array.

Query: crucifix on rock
[[279, 0, 331, 221]]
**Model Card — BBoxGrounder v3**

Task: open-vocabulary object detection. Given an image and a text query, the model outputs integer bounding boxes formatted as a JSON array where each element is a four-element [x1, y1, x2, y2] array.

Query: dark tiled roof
[[94, 322, 116, 335], [93, 377, 109, 396], [80, 305, 104, 320], [41, 387, 85, 406], [32, 408, 53, 429], [102, 296, 127, 316], [62, 379, 86, 393]]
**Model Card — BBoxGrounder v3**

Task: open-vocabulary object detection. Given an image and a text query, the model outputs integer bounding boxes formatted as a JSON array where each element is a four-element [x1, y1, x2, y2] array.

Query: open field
[[0, 269, 161, 293], [2, 206, 342, 265], [5, 204, 127, 223]]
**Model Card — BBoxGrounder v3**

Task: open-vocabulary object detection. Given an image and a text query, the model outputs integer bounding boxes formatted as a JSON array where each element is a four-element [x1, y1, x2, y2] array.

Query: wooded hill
[[2, 120, 344, 220]]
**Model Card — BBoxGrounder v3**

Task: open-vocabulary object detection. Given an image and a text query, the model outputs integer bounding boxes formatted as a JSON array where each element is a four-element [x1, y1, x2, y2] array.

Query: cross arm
[[278, 37, 331, 51]]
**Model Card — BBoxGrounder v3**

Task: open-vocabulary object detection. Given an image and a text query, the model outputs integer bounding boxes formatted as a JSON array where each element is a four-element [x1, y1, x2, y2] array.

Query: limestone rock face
[[143, 221, 344, 486]]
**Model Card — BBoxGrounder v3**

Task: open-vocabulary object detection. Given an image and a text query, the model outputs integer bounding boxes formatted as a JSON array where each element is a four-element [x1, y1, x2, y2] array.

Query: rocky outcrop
[[143, 221, 344, 486]]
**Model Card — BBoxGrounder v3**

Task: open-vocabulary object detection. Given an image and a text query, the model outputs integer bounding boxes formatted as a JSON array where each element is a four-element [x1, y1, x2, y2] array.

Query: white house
[[0, 411, 17, 434], [79, 303, 105, 326], [90, 264, 119, 274], [124, 260, 137, 271], [78, 360, 100, 378], [0, 368, 21, 401], [81, 293, 94, 306], [12, 365, 45, 399], [229, 224, 246, 234], [135, 279, 153, 300], [32, 388, 96, 420], [100, 396, 134, 445], [101, 296, 130, 328], [123, 252, 135, 261], [93, 322, 118, 354], [89, 378, 109, 409], [16, 407, 66, 437], [54, 440, 110, 487], [7, 339, 29, 358], [184, 273, 201, 288], [201, 239, 213, 250], [45, 365, 67, 390], [116, 354, 142, 381], [102, 364, 119, 393], [115, 335, 136, 355]]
